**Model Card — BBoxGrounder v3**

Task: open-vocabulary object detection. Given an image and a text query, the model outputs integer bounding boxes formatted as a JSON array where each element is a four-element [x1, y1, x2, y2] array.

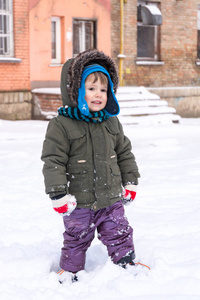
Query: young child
[[41, 49, 140, 282]]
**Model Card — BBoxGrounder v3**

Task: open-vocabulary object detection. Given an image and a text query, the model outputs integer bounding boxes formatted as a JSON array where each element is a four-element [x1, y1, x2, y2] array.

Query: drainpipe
[[118, 0, 126, 86]]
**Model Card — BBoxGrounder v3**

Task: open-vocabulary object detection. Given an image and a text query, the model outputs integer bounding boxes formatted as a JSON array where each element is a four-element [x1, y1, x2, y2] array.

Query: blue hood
[[78, 64, 120, 117]]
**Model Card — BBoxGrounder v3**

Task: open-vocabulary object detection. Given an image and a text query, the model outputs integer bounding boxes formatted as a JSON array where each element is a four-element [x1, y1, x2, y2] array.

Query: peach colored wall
[[29, 0, 111, 86]]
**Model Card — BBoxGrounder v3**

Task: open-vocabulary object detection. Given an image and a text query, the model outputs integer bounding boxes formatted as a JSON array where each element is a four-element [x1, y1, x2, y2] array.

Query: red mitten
[[122, 185, 137, 205], [52, 194, 77, 216]]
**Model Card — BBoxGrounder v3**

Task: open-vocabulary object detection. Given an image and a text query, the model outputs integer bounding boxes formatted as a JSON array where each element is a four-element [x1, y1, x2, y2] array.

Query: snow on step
[[116, 86, 160, 100], [116, 86, 180, 124], [119, 114, 181, 125], [119, 100, 168, 108], [117, 93, 160, 101], [120, 106, 176, 116]]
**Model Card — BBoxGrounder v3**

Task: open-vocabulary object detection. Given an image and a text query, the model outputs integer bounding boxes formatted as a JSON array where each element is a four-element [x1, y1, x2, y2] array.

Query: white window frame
[[0, 0, 14, 57], [51, 17, 61, 64]]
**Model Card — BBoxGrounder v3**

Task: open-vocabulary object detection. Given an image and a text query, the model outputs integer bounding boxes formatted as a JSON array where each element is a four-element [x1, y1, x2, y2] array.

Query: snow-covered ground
[[0, 118, 200, 300]]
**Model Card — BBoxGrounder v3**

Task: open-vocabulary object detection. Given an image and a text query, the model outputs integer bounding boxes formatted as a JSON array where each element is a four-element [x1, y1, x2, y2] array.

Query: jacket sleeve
[[115, 118, 140, 185], [41, 117, 70, 198]]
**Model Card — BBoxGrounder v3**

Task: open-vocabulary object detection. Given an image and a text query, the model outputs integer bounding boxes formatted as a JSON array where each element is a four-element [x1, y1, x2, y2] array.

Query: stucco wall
[[0, 92, 32, 120], [29, 0, 111, 89], [148, 86, 200, 118]]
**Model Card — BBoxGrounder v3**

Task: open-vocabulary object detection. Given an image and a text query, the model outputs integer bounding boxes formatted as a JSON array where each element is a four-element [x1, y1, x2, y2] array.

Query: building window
[[0, 0, 13, 57], [51, 17, 61, 64], [197, 5, 200, 59], [137, 1, 162, 61], [73, 19, 96, 57]]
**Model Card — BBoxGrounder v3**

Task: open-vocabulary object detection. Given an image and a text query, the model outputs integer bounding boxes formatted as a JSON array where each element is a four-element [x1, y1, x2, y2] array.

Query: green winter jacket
[[41, 49, 140, 210]]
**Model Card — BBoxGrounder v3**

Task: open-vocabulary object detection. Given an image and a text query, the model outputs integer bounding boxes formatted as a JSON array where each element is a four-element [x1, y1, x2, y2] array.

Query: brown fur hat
[[67, 49, 119, 105]]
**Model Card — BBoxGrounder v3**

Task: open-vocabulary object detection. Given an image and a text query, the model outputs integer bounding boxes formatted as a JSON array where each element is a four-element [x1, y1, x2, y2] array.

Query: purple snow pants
[[60, 201, 135, 272]]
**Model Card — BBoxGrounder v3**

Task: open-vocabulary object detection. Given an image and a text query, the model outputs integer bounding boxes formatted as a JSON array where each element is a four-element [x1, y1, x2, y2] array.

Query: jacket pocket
[[67, 168, 89, 194], [67, 129, 86, 139], [67, 129, 87, 158], [110, 163, 122, 186], [109, 163, 123, 200], [104, 124, 120, 135], [104, 124, 119, 151]]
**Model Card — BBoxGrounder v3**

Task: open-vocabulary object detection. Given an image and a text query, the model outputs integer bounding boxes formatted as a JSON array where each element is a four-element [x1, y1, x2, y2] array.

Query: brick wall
[[32, 93, 62, 119], [0, 0, 31, 120], [0, 0, 30, 91], [111, 0, 200, 87]]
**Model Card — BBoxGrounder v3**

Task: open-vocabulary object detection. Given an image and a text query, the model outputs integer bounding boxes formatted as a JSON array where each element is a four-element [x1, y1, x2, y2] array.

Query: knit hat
[[78, 64, 120, 116]]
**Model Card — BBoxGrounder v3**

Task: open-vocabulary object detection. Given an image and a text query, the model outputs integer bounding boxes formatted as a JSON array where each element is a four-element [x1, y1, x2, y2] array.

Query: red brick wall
[[111, 0, 200, 87], [0, 0, 30, 91], [36, 94, 62, 112]]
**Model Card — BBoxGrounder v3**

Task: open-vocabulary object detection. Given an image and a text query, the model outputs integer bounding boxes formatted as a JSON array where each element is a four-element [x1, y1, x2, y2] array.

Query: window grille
[[73, 19, 96, 57], [51, 17, 61, 64], [0, 0, 13, 56], [197, 5, 200, 59], [137, 1, 161, 61]]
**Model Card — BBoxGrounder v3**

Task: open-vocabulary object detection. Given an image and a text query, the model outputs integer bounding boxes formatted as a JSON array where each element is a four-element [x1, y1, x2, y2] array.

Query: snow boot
[[116, 251, 151, 271], [116, 250, 135, 268], [57, 269, 78, 283]]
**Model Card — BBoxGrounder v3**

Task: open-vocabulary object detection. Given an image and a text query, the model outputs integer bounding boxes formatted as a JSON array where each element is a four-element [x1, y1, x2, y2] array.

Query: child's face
[[85, 74, 108, 112]]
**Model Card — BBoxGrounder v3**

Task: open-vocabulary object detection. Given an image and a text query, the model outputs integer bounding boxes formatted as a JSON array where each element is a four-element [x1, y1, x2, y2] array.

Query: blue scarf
[[58, 106, 109, 123]]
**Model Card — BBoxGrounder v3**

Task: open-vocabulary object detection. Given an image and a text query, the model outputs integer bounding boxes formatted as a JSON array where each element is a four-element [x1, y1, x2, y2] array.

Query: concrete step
[[119, 99, 168, 108], [117, 86, 160, 100], [116, 86, 180, 124], [120, 105, 176, 116], [119, 114, 181, 125]]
